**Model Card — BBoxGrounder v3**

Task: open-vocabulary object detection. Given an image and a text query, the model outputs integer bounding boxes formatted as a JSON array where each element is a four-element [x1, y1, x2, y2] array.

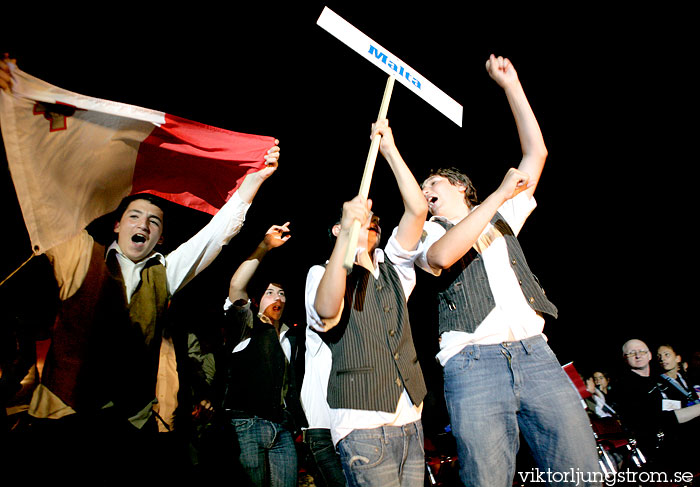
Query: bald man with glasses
[[615, 339, 700, 474]]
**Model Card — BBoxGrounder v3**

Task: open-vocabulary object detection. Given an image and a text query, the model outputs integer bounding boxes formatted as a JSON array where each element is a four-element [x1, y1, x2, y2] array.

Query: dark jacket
[[219, 303, 306, 434]]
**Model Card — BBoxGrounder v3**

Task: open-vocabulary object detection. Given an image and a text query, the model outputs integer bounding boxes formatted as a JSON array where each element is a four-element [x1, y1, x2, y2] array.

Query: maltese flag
[[0, 65, 276, 254]]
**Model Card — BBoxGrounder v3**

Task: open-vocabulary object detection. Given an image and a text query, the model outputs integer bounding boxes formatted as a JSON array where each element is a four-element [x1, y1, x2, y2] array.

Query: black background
[[1, 3, 697, 401]]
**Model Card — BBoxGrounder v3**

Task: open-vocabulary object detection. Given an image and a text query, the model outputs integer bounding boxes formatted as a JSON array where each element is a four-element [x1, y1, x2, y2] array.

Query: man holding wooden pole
[[308, 8, 457, 486], [304, 112, 429, 487]]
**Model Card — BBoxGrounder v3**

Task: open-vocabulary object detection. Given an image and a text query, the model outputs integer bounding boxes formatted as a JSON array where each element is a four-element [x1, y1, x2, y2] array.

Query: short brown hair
[[425, 167, 479, 208]]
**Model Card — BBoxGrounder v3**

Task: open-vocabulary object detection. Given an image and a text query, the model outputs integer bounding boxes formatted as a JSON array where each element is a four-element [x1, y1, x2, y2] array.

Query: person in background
[[218, 222, 306, 487], [657, 344, 700, 407], [301, 253, 347, 487], [616, 339, 700, 474]]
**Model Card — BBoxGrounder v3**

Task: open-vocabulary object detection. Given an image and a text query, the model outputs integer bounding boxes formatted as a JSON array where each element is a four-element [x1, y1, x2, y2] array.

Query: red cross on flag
[[0, 65, 276, 254]]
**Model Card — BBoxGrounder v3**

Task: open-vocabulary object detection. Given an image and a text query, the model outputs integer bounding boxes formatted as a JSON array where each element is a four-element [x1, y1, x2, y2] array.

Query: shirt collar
[[107, 241, 166, 266], [429, 207, 474, 226], [354, 246, 384, 277], [323, 247, 385, 276], [256, 313, 289, 340]]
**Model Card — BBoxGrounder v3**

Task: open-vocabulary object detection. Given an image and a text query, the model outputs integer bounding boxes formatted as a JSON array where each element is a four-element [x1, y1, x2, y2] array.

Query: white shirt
[[49, 191, 250, 302], [299, 319, 333, 430], [304, 226, 425, 446], [416, 192, 546, 366]]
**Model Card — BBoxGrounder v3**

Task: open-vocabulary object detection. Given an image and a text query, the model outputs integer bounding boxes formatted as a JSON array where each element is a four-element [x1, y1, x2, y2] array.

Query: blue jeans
[[305, 428, 347, 487], [443, 335, 602, 487], [337, 420, 424, 487], [231, 416, 297, 487]]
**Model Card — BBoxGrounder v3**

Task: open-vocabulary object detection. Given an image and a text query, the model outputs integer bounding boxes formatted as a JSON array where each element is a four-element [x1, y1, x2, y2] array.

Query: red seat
[[590, 416, 629, 449], [562, 362, 592, 399], [560, 362, 647, 472]]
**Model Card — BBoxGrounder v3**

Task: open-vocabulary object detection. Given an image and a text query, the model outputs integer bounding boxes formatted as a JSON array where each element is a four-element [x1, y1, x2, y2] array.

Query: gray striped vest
[[324, 259, 427, 413], [434, 212, 557, 335]]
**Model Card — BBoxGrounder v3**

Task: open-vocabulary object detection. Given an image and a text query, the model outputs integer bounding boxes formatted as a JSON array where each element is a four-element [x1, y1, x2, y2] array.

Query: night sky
[[1, 4, 696, 406]]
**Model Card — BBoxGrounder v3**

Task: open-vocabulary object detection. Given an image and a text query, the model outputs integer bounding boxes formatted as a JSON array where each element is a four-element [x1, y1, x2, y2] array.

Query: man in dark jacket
[[219, 222, 306, 487], [616, 339, 700, 475]]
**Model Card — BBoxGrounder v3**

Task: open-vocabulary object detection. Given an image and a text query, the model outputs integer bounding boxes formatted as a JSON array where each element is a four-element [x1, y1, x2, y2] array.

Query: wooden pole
[[343, 75, 395, 271]]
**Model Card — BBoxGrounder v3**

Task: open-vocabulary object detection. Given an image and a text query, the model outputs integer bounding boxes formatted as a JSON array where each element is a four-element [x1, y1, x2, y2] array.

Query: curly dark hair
[[424, 167, 479, 208]]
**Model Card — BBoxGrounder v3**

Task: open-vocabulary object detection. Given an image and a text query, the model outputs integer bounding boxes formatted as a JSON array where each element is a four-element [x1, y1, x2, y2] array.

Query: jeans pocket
[[443, 348, 476, 379], [309, 437, 335, 456], [339, 436, 385, 470], [231, 417, 256, 432]]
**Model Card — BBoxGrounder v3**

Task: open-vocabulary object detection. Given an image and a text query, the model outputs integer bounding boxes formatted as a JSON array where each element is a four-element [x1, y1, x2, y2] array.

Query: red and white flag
[[0, 65, 276, 254]]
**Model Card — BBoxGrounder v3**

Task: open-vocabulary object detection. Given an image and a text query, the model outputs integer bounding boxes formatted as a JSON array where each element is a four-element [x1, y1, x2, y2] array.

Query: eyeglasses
[[624, 349, 649, 358]]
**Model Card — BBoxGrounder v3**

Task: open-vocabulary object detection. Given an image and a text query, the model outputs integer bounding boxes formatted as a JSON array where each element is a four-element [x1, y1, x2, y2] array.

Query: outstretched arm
[[486, 54, 547, 197], [426, 55, 544, 270], [237, 142, 281, 204], [228, 222, 291, 304], [165, 141, 281, 294], [426, 168, 533, 269], [373, 120, 428, 251], [315, 121, 426, 326]]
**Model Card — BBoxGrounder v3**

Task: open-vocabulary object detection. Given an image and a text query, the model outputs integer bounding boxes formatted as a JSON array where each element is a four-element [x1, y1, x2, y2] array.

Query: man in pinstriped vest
[[305, 119, 428, 487], [416, 54, 601, 487]]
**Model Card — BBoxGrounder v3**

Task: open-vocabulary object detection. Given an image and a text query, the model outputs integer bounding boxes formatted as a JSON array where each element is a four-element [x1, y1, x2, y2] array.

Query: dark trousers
[[8, 410, 191, 486], [305, 428, 347, 487]]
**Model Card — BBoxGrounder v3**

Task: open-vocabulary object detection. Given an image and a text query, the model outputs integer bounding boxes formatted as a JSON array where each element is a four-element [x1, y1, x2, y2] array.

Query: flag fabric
[[0, 65, 276, 254]]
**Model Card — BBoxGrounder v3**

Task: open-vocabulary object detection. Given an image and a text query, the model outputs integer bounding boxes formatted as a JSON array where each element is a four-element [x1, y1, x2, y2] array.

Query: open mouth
[[270, 304, 283, 314], [132, 234, 147, 244], [429, 196, 438, 205]]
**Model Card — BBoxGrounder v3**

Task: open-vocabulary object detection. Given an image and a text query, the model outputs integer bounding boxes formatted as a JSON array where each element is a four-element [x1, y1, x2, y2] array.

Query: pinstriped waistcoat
[[324, 259, 427, 413], [434, 213, 558, 335]]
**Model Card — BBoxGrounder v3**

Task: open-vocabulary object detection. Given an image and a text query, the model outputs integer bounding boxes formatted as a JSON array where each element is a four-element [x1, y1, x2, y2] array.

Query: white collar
[[429, 206, 474, 226], [107, 240, 166, 266], [354, 246, 384, 278]]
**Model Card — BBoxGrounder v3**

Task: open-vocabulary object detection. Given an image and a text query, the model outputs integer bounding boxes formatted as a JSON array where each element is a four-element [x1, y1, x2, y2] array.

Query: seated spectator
[[656, 344, 700, 407], [592, 371, 617, 405], [584, 375, 616, 418], [615, 339, 700, 475]]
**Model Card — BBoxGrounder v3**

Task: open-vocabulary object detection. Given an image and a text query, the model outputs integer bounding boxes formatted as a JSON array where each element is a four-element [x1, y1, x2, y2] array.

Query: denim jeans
[[443, 335, 602, 487], [306, 428, 347, 487], [231, 416, 297, 487], [337, 420, 424, 487]]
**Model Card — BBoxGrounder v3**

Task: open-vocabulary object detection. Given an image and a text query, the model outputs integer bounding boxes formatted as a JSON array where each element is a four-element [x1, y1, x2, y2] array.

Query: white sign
[[317, 7, 463, 127]]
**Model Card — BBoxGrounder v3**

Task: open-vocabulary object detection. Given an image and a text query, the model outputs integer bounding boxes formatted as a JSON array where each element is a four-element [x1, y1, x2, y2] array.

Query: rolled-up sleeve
[[497, 192, 537, 237], [223, 297, 255, 348], [305, 265, 341, 333], [383, 227, 423, 301], [414, 220, 446, 277]]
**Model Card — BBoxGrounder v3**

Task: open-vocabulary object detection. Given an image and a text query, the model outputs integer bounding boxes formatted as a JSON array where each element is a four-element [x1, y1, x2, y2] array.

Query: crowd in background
[[579, 341, 699, 479]]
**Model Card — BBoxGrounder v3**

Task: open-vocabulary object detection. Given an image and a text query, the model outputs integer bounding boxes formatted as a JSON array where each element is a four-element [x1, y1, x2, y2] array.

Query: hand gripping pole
[[343, 75, 395, 271]]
